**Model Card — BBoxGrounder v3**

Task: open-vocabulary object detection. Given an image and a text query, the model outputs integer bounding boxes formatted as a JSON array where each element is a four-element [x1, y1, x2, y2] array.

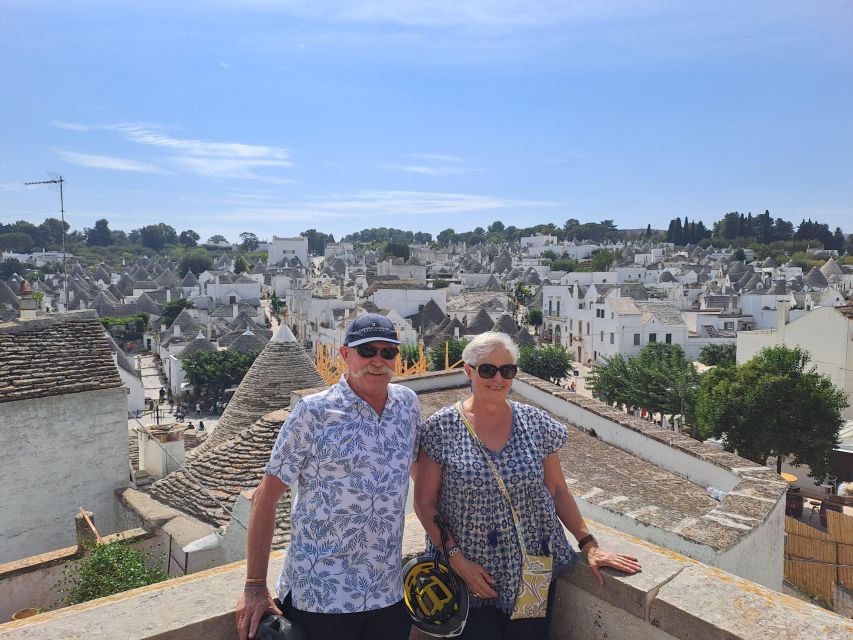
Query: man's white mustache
[[352, 364, 395, 377]]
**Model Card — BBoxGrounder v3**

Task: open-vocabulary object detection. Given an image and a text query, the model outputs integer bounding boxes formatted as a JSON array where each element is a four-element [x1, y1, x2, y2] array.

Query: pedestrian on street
[[195, 401, 201, 417], [236, 313, 422, 640]]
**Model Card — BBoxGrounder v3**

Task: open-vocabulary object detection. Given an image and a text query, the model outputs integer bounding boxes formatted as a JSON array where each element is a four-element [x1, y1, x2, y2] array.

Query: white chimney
[[776, 299, 790, 330], [137, 424, 186, 479], [232, 303, 239, 319], [173, 324, 181, 338]]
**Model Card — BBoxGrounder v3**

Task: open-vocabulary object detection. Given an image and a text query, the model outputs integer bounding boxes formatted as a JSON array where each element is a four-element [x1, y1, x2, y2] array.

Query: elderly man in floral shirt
[[237, 314, 421, 640]]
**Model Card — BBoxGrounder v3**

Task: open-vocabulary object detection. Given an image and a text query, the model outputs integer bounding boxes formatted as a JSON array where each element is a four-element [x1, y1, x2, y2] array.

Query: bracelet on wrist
[[447, 546, 462, 559], [577, 534, 597, 551], [244, 582, 269, 590]]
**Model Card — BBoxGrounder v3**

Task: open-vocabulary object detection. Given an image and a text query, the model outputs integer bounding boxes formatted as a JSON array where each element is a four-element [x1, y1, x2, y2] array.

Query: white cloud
[[236, 0, 660, 28], [407, 153, 464, 162], [50, 121, 294, 181], [195, 188, 555, 222], [220, 61, 231, 69], [111, 124, 291, 161], [51, 120, 93, 132], [382, 164, 473, 177], [54, 149, 166, 173], [305, 190, 555, 216]]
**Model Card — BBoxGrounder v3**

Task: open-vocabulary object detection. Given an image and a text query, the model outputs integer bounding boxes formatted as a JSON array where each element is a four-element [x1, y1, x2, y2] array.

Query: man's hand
[[236, 586, 282, 640]]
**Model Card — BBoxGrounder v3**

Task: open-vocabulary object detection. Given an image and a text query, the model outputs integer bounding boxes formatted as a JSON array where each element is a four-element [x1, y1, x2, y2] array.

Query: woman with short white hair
[[414, 332, 640, 639]]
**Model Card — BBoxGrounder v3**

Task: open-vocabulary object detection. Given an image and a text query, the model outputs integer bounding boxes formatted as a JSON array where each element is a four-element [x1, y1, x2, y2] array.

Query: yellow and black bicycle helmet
[[402, 517, 469, 637]]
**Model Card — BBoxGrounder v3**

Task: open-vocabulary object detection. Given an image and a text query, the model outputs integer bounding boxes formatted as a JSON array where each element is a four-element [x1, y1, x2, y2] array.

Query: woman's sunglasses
[[475, 364, 518, 379], [354, 344, 400, 360]]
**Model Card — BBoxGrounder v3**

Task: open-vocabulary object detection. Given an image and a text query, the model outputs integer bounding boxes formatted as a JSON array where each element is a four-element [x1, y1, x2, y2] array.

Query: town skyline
[[2, 1, 851, 243]]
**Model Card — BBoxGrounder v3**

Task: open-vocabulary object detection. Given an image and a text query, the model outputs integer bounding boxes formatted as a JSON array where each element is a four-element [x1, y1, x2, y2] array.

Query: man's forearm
[[245, 478, 286, 581]]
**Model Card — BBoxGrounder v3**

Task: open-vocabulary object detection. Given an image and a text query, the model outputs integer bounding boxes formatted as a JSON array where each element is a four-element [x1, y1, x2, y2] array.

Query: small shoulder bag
[[456, 402, 552, 619]]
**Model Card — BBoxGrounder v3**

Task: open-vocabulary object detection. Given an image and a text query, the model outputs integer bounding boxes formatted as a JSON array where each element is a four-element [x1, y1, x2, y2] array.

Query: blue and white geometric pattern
[[265, 376, 421, 613], [419, 401, 578, 614]]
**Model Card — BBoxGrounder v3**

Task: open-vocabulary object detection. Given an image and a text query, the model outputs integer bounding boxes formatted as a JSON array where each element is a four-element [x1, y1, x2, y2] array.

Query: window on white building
[[600, 331, 604, 342], [649, 333, 657, 343], [610, 332, 614, 344], [633, 333, 640, 345], [665, 333, 672, 344]]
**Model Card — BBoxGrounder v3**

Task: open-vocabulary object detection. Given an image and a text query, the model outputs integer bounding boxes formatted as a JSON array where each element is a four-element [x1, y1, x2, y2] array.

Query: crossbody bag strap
[[456, 401, 530, 563]]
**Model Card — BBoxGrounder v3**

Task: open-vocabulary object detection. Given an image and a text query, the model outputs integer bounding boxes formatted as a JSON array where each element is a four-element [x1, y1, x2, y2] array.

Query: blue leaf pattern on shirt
[[265, 377, 421, 613]]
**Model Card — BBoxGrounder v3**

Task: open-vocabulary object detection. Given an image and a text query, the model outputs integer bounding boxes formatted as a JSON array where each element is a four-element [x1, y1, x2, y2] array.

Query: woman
[[414, 332, 641, 639]]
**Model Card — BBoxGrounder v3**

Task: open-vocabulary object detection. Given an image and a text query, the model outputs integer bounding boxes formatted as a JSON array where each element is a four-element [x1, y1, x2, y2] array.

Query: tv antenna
[[24, 174, 68, 308]]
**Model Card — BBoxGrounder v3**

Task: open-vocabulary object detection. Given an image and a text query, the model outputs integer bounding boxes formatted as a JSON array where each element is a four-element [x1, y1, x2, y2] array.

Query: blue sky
[[1, 1, 851, 244]]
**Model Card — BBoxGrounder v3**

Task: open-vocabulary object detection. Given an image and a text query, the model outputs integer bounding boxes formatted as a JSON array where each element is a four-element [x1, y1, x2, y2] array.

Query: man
[[236, 313, 421, 640]]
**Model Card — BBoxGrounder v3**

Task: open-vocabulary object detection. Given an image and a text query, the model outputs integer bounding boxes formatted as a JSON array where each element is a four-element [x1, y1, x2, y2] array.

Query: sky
[[1, 1, 851, 244]]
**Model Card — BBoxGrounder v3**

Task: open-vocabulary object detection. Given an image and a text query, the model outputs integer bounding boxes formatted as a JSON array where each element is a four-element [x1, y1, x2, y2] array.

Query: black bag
[[257, 594, 306, 640], [255, 613, 306, 640]]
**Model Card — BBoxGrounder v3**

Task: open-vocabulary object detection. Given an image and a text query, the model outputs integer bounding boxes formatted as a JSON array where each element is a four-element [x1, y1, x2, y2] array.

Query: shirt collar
[[337, 374, 398, 410]]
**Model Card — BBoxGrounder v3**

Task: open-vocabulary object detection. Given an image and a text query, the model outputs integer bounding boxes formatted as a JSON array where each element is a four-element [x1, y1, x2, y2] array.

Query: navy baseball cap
[[344, 313, 400, 347]]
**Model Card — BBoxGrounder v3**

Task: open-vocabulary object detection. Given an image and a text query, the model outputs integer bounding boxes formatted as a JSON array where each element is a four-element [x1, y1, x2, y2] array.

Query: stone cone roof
[[147, 410, 293, 548], [482, 274, 503, 292], [190, 325, 325, 457], [804, 267, 828, 289], [180, 333, 217, 359], [227, 329, 268, 354], [820, 257, 843, 277], [411, 298, 446, 331], [492, 314, 518, 335], [180, 271, 199, 287], [94, 265, 111, 282], [429, 318, 466, 348], [465, 308, 495, 335], [514, 328, 536, 346], [0, 279, 19, 309]]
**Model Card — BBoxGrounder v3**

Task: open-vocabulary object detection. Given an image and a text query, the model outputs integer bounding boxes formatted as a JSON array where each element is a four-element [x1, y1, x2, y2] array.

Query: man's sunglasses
[[354, 344, 400, 360], [475, 364, 518, 379]]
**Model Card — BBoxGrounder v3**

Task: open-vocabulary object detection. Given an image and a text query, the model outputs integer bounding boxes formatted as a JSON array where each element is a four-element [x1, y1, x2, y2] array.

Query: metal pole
[[59, 176, 68, 307]]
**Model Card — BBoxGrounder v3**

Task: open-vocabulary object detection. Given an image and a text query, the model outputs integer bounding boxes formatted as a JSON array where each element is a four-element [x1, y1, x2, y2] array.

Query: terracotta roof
[[0, 313, 123, 403]]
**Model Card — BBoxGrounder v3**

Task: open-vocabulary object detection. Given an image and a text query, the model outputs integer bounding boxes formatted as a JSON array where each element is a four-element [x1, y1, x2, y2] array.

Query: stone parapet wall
[[2, 519, 850, 640]]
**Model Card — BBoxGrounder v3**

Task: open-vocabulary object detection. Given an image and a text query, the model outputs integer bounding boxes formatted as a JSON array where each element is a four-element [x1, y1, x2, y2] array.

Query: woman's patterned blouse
[[420, 401, 578, 613]]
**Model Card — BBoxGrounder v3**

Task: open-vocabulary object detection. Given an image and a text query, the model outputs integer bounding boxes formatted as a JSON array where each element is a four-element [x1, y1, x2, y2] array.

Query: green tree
[[58, 540, 167, 606], [430, 338, 468, 371], [432, 278, 449, 289], [300, 229, 335, 255], [161, 299, 195, 327], [0, 257, 25, 279], [38, 217, 69, 247], [528, 308, 543, 328], [178, 251, 213, 277], [239, 232, 259, 252], [589, 249, 618, 272], [551, 256, 578, 272], [85, 218, 114, 246], [0, 232, 34, 252], [136, 223, 177, 251], [519, 344, 573, 384], [400, 344, 422, 367], [698, 343, 737, 367], [207, 234, 228, 245], [384, 239, 411, 261], [696, 346, 847, 480], [436, 228, 456, 247], [588, 344, 701, 433], [233, 255, 249, 274], [179, 230, 200, 247], [182, 350, 260, 397], [514, 283, 532, 304], [100, 313, 149, 342]]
